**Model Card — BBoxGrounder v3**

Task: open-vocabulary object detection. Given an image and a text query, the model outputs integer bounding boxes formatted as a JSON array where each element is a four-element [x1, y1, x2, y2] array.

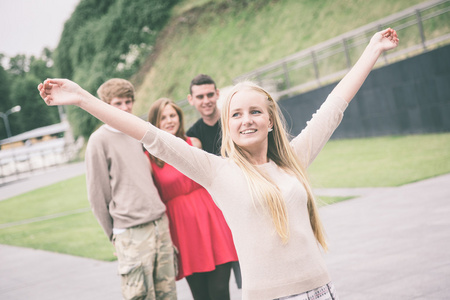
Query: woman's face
[[159, 104, 180, 136], [228, 89, 272, 156]]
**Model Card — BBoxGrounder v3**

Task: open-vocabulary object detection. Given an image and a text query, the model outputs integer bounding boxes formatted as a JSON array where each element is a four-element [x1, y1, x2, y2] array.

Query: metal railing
[[232, 0, 450, 100], [0, 138, 82, 185]]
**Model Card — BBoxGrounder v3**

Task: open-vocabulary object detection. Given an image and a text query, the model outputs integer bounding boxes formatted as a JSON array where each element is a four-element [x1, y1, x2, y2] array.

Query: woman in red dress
[[146, 98, 238, 300]]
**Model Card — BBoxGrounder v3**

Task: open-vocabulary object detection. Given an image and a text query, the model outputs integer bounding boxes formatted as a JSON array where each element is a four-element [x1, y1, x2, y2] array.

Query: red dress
[[146, 137, 238, 280]]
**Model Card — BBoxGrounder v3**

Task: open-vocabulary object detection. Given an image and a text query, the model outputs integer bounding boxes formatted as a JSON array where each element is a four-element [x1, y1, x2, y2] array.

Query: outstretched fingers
[[37, 81, 55, 105], [37, 78, 84, 107], [44, 78, 65, 86]]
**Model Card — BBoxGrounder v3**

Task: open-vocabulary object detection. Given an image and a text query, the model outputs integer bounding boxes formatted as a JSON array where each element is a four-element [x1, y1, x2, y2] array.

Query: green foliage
[[7, 54, 28, 76], [8, 74, 60, 135], [132, 0, 428, 120], [66, 106, 101, 138], [0, 65, 13, 139], [54, 0, 180, 138], [51, 0, 442, 138], [0, 51, 57, 139], [0, 65, 12, 109], [29, 57, 53, 79]]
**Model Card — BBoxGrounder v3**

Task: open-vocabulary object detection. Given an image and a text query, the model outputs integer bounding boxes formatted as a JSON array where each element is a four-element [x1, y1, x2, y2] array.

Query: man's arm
[[190, 137, 202, 149], [85, 137, 114, 241]]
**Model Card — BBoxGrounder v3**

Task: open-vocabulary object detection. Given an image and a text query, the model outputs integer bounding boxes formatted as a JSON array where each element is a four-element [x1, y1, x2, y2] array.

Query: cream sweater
[[141, 94, 348, 299], [85, 125, 166, 241]]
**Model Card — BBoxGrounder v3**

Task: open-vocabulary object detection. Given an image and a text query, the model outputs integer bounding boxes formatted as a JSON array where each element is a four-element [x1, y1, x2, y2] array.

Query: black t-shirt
[[186, 118, 222, 155]]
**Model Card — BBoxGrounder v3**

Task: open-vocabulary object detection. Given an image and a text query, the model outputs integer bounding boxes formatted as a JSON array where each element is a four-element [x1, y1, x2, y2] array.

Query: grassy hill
[[132, 0, 426, 120]]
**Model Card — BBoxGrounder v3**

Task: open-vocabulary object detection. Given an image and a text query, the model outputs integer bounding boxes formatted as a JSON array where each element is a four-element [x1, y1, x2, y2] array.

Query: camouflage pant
[[114, 214, 177, 300]]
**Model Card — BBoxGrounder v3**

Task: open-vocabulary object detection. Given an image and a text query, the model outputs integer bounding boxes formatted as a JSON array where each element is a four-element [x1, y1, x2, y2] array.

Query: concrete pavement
[[0, 243, 241, 300], [320, 174, 450, 299], [0, 162, 449, 299]]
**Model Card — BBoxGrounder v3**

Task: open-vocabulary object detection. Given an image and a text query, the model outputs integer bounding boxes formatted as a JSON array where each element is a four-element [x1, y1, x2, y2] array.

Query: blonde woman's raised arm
[[331, 28, 399, 103], [38, 79, 148, 140]]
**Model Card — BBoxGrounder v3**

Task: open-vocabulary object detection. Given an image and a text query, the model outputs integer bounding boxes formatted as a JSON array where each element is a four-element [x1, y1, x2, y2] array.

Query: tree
[[54, 0, 180, 139], [41, 47, 54, 67], [9, 74, 60, 136], [0, 65, 13, 139], [8, 54, 28, 76], [29, 56, 54, 80], [0, 50, 58, 139]]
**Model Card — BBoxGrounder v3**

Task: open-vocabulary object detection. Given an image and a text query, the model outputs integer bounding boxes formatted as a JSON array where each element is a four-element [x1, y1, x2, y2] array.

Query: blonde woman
[[38, 28, 399, 299]]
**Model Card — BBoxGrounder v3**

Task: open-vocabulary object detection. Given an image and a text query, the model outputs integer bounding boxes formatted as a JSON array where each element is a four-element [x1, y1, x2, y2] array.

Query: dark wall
[[278, 44, 450, 139]]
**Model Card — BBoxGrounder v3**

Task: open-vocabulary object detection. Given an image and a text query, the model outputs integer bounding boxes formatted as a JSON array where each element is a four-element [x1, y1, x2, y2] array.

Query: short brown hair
[[189, 74, 216, 94], [97, 78, 135, 104]]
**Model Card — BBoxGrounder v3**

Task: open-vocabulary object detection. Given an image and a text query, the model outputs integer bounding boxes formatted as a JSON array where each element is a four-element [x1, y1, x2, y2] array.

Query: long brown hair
[[148, 98, 186, 168], [221, 82, 327, 250]]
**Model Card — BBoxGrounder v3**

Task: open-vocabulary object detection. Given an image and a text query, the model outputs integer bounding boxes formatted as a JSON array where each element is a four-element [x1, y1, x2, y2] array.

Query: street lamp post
[[0, 105, 21, 138]]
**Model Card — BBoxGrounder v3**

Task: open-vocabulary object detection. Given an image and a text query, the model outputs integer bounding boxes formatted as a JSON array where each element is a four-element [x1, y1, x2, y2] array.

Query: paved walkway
[[0, 162, 449, 299], [0, 162, 86, 201]]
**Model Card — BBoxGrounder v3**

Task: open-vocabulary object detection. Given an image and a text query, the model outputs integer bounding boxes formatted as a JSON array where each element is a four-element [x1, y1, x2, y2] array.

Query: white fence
[[0, 138, 81, 184]]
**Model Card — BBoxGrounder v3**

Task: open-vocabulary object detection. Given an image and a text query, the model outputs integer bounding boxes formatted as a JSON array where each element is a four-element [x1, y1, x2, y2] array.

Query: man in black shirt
[[186, 74, 222, 155]]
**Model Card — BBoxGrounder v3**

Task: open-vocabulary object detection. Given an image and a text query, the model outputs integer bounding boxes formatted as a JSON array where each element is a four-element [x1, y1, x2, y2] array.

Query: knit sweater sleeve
[[140, 123, 221, 188], [85, 130, 114, 241], [290, 93, 348, 168]]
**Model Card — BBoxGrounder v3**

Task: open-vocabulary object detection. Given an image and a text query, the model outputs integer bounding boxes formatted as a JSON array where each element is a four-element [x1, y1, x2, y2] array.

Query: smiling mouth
[[241, 129, 257, 135]]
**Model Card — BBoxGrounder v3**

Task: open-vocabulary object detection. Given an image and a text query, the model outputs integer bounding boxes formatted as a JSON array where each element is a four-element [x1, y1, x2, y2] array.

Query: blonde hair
[[221, 82, 327, 250]]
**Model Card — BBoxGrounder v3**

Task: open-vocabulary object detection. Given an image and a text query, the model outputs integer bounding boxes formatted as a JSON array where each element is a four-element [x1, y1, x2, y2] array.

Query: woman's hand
[[37, 78, 85, 107], [330, 28, 399, 103], [38, 78, 149, 140], [370, 28, 399, 53]]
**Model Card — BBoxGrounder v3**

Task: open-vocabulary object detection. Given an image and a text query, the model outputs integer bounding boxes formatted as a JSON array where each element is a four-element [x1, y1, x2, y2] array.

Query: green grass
[[0, 176, 88, 223], [0, 211, 116, 261], [133, 0, 431, 122], [0, 133, 448, 261], [309, 133, 450, 188], [0, 175, 115, 261], [317, 196, 354, 206]]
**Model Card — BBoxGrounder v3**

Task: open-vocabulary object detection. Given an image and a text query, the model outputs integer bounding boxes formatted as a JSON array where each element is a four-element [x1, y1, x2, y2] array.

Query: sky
[[0, 0, 80, 59]]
